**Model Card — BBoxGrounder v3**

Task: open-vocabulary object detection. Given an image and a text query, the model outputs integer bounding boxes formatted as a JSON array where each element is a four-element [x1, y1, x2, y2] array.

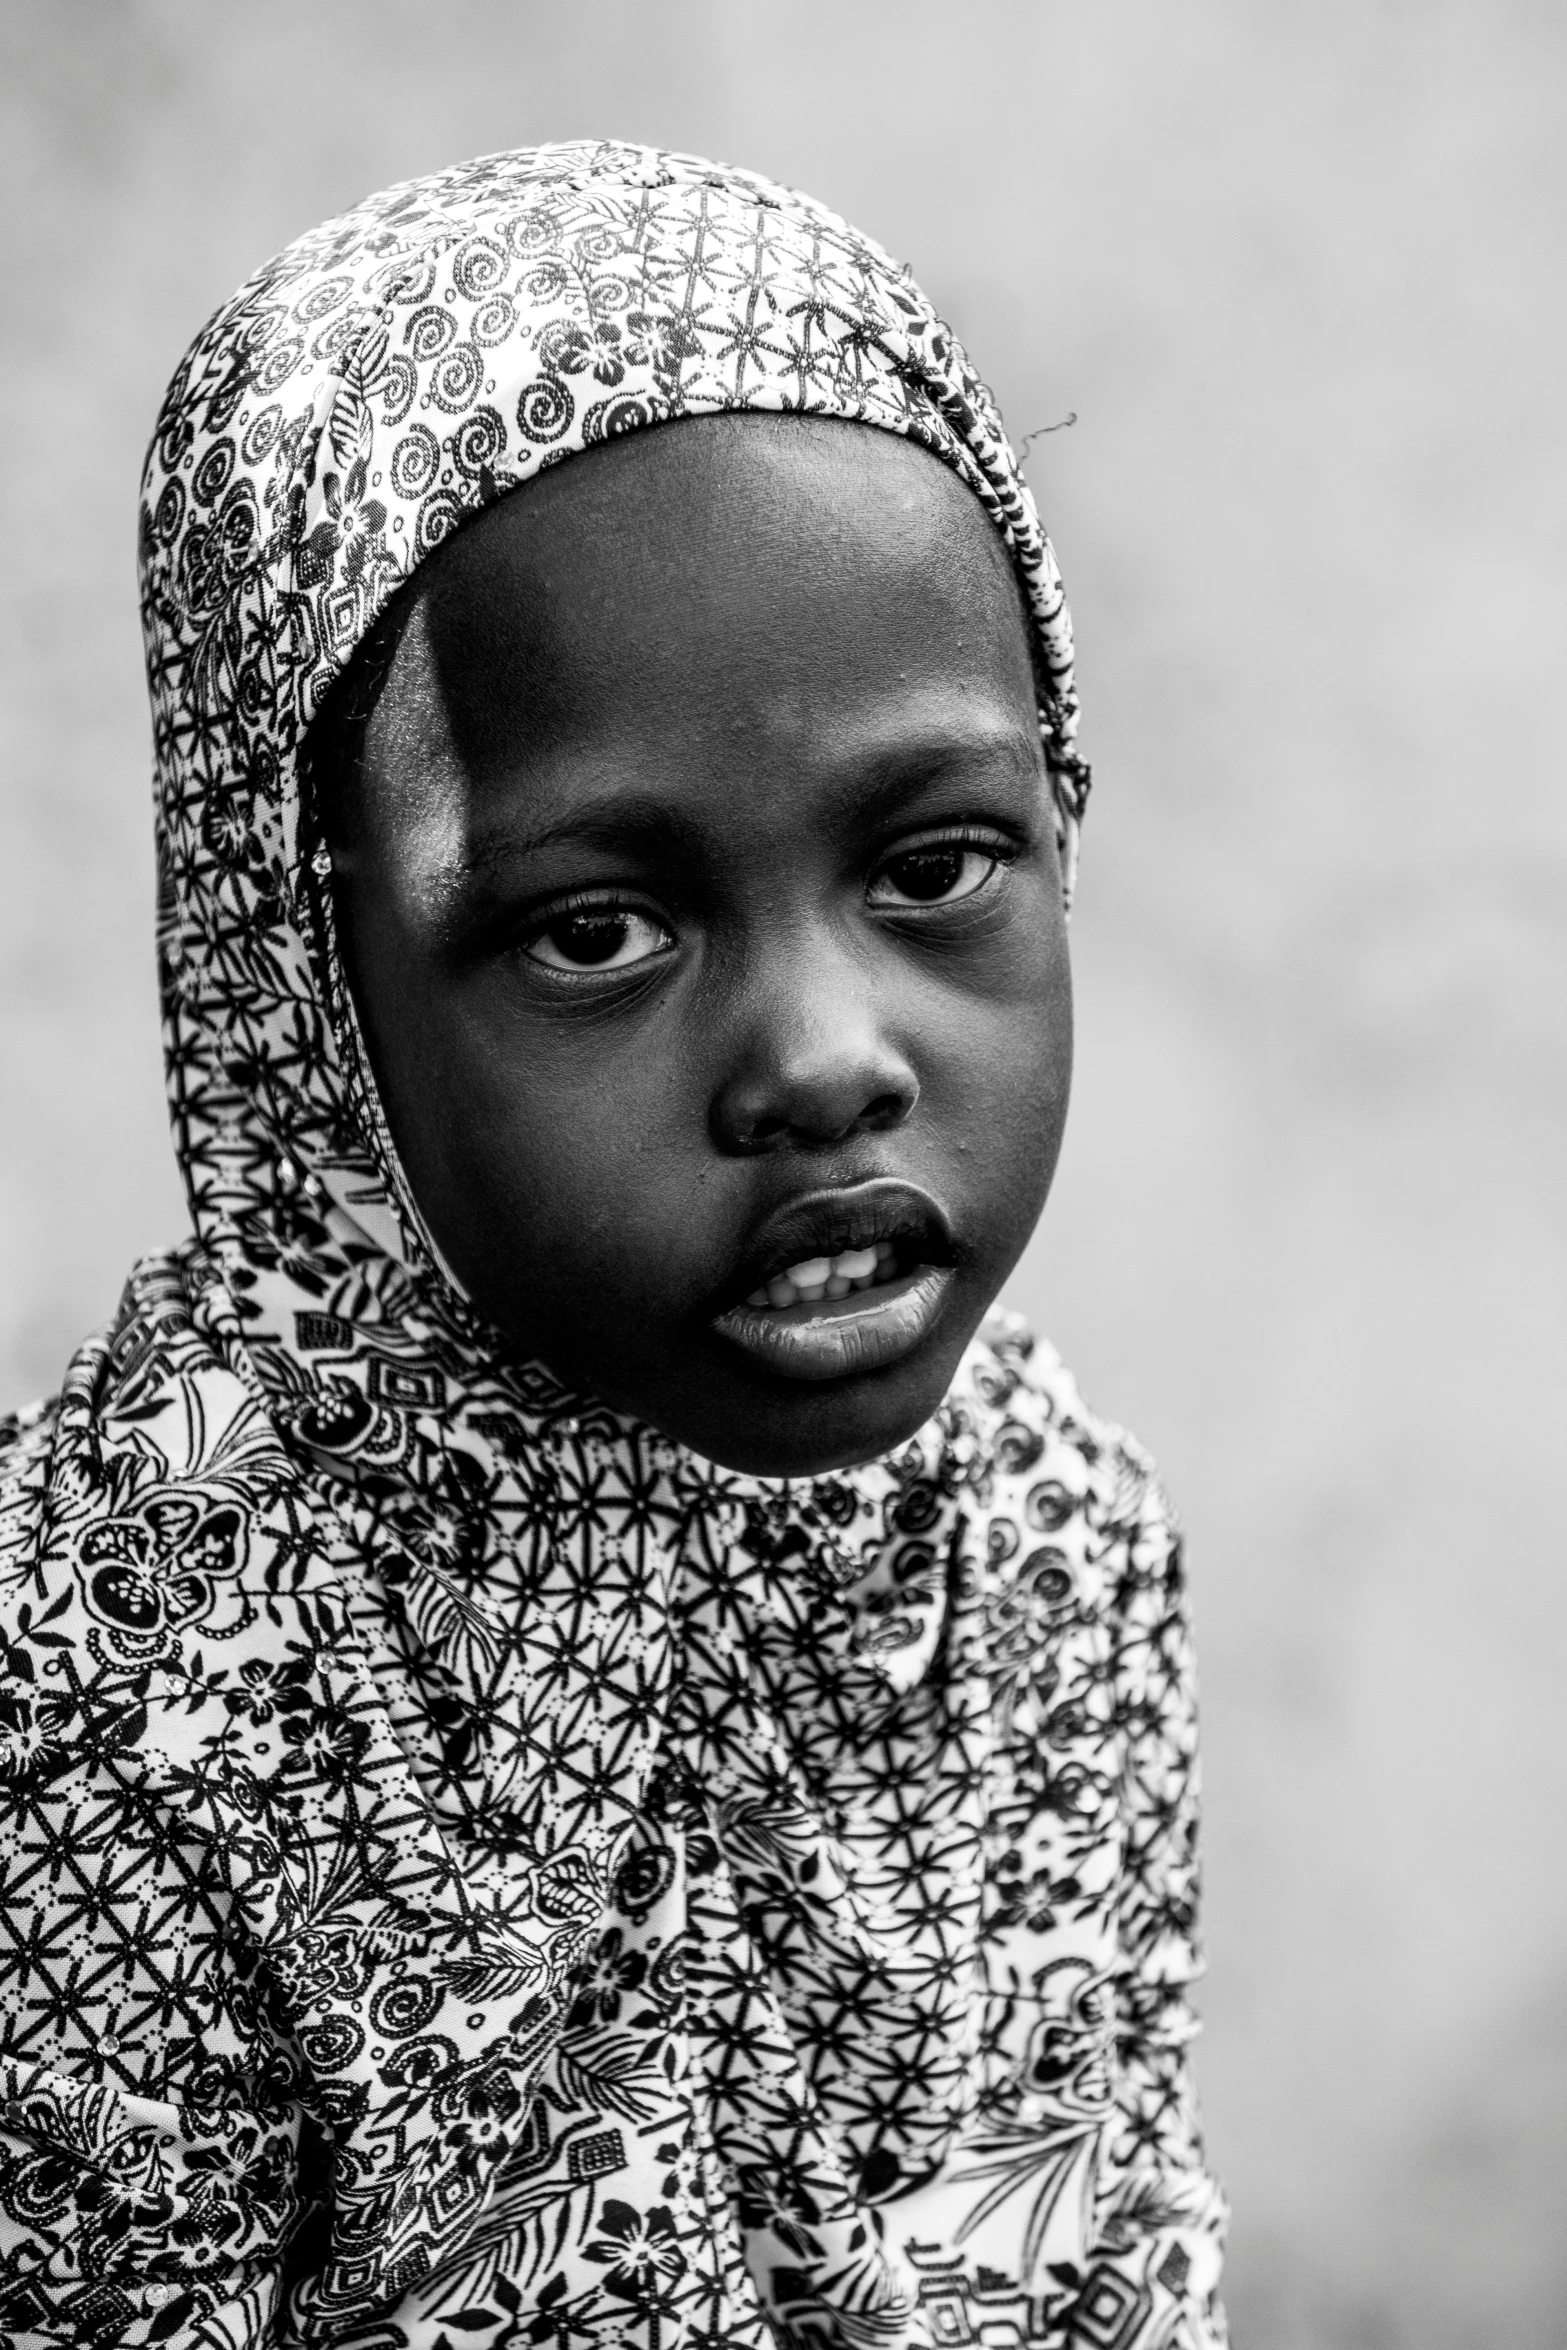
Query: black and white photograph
[[0, 6, 1561, 2345]]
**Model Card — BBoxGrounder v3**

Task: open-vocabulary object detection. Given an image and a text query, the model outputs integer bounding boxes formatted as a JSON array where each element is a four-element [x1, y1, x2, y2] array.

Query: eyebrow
[[823, 720, 1043, 827], [458, 795, 709, 883], [456, 718, 1042, 884]]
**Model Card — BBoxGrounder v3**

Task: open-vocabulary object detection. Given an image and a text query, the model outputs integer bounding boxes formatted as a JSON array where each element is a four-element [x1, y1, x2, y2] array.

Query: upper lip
[[715, 1178, 957, 1312]]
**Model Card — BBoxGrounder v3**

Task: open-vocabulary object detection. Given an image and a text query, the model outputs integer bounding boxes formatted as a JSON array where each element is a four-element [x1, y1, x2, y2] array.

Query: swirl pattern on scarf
[[0, 145, 1225, 2349]]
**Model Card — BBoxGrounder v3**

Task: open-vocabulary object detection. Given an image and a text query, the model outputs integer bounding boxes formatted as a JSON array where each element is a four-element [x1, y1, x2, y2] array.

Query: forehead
[[427, 416, 1031, 722], [352, 415, 1042, 864]]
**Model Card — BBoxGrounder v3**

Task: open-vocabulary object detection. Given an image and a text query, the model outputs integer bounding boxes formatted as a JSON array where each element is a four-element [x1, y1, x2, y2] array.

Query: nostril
[[725, 1089, 913, 1154], [710, 1026, 920, 1156]]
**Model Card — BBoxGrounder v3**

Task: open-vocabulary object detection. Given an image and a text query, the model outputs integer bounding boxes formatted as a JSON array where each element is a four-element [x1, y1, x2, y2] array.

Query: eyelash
[[516, 828, 1018, 980], [519, 892, 675, 978], [867, 826, 1017, 911]]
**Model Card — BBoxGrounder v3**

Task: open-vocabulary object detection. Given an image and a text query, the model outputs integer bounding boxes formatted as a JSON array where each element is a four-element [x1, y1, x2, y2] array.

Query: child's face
[[328, 416, 1072, 1476]]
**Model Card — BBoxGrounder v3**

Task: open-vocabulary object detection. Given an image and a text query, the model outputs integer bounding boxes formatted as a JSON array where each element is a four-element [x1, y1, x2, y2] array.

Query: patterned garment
[[0, 143, 1226, 2349]]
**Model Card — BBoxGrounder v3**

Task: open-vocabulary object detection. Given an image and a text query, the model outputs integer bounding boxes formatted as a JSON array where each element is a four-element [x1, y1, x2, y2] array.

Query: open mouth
[[744, 1236, 906, 1311], [710, 1183, 957, 1384]]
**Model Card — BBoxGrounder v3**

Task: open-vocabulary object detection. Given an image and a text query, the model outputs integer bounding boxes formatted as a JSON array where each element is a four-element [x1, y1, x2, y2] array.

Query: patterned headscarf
[[145, 139, 1088, 1283], [0, 144, 1225, 2350]]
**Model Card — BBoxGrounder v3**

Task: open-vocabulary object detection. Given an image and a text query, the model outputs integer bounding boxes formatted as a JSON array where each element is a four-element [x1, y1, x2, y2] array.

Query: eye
[[523, 903, 673, 973], [868, 838, 1003, 909]]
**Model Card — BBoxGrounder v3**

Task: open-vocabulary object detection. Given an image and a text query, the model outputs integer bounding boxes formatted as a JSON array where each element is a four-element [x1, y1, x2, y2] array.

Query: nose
[[709, 943, 920, 1156]]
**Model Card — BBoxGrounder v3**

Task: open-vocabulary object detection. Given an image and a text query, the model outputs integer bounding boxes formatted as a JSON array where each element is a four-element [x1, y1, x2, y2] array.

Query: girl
[[0, 143, 1227, 2347]]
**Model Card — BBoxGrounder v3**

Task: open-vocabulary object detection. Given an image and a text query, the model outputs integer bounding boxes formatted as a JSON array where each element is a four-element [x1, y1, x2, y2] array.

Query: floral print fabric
[[0, 143, 1226, 2347]]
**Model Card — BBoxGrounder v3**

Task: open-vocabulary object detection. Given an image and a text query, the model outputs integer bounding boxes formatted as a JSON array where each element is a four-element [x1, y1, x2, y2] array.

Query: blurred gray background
[[2, 2, 1563, 2339]]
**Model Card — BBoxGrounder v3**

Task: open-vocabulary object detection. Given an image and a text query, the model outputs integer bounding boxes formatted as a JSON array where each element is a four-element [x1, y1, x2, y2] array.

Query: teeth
[[747, 1240, 907, 1313], [835, 1248, 878, 1281]]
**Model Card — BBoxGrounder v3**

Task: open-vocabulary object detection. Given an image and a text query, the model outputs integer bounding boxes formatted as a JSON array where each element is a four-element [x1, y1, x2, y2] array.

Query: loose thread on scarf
[[1018, 412, 1078, 458]]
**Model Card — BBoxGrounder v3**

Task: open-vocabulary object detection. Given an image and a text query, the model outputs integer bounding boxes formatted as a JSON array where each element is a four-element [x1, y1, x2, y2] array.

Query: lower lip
[[710, 1266, 955, 1383]]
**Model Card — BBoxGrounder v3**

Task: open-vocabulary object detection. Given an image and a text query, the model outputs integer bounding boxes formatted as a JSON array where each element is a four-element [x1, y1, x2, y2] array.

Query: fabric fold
[[0, 140, 1226, 2349]]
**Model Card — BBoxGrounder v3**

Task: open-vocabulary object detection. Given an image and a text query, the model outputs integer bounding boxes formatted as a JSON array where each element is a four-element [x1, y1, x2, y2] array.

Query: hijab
[[0, 144, 1224, 2348]]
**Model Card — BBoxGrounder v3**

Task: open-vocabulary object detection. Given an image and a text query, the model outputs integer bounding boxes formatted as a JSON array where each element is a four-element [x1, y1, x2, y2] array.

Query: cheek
[[419, 1007, 714, 1317], [914, 915, 1073, 1231], [920, 908, 1073, 1115], [342, 890, 721, 1354]]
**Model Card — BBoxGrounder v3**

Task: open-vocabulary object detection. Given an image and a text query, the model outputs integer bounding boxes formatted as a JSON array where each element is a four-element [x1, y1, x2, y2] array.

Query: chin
[[505, 1280, 984, 1480], [672, 1339, 971, 1481]]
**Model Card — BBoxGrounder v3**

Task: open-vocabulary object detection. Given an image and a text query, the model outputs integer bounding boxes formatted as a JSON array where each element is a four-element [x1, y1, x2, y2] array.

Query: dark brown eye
[[869, 844, 998, 908], [524, 907, 671, 972]]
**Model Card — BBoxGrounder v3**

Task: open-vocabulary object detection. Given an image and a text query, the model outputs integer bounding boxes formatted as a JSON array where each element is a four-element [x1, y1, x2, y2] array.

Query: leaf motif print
[[0, 144, 1224, 2350]]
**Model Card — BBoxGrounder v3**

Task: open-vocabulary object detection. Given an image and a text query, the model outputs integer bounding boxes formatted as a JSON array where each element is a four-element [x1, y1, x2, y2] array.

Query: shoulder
[[0, 1394, 62, 1578], [0, 1248, 298, 1653], [954, 1309, 1175, 1526], [944, 1310, 1186, 1627]]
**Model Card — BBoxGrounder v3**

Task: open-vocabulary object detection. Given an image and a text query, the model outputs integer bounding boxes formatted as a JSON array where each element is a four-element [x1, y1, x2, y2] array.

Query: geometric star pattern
[[0, 1308, 1227, 2348], [0, 143, 1224, 2348]]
